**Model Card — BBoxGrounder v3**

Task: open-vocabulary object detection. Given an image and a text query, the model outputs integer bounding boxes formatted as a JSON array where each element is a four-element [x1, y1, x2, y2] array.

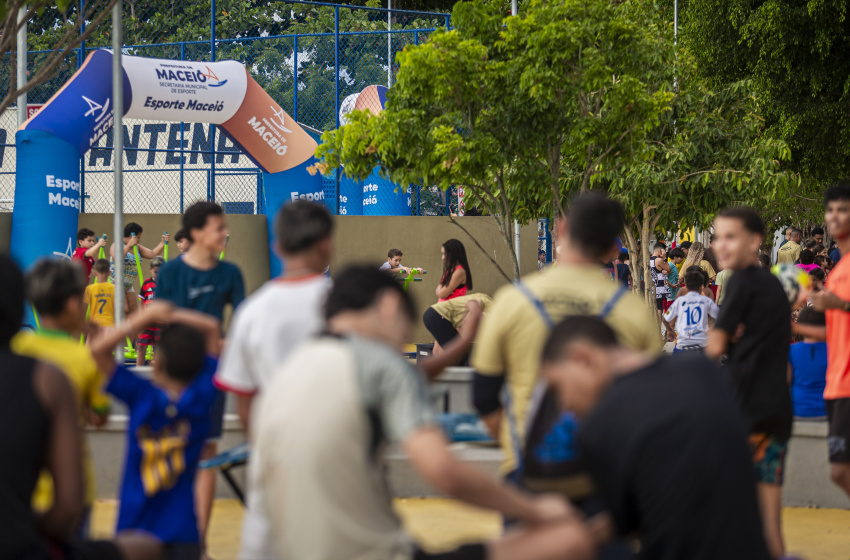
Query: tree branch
[[0, 0, 118, 115], [657, 168, 744, 185], [448, 215, 512, 283]]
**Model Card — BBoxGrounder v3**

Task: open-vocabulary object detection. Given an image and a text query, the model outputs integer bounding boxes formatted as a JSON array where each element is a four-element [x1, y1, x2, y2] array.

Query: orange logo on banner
[[222, 70, 317, 174]]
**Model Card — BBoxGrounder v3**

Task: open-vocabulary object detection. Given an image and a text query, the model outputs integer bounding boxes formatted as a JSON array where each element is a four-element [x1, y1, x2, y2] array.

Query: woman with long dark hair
[[436, 239, 472, 302]]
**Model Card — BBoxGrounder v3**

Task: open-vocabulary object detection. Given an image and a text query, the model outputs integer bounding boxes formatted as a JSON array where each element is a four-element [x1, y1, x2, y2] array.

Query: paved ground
[[90, 498, 850, 559]]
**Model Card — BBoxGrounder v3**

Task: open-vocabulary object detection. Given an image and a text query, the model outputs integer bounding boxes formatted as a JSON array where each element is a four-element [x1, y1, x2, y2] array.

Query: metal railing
[[0, 1, 452, 216]]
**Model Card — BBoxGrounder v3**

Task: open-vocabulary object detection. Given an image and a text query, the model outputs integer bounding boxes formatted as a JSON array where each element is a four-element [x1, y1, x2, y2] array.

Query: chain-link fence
[[0, 0, 454, 216]]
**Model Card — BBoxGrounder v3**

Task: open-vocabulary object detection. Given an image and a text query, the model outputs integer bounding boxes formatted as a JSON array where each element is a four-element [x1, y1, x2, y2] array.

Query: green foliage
[[18, 0, 447, 128], [678, 0, 850, 189], [315, 0, 671, 278], [603, 3, 796, 303]]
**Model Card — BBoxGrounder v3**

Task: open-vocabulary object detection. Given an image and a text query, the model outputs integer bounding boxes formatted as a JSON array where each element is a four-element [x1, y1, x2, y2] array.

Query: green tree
[[0, 0, 116, 113], [676, 0, 850, 188], [20, 0, 447, 127], [603, 6, 796, 306], [315, 0, 671, 279]]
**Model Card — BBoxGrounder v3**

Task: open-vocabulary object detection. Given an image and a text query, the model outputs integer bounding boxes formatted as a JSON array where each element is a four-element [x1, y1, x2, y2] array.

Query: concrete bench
[[87, 367, 850, 508]]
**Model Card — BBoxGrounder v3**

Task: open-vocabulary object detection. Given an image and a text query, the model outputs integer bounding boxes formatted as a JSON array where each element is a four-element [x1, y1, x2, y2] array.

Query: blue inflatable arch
[[11, 49, 323, 278]]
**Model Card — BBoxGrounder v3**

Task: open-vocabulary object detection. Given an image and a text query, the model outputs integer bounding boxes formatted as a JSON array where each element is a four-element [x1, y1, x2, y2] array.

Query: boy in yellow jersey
[[84, 259, 116, 328], [12, 258, 110, 538]]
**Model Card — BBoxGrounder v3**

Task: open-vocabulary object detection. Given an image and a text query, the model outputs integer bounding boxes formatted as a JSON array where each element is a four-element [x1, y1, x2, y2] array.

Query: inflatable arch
[[10, 49, 322, 278]]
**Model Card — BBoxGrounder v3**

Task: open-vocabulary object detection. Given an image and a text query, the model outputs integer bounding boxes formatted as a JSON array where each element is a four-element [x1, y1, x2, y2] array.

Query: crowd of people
[[2, 183, 850, 560]]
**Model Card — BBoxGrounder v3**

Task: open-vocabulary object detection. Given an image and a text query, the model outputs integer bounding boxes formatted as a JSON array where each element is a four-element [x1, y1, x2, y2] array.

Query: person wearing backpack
[[471, 193, 662, 521]]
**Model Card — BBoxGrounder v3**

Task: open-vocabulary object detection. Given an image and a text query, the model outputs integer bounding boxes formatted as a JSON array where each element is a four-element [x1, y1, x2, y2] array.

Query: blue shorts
[[207, 389, 226, 442]]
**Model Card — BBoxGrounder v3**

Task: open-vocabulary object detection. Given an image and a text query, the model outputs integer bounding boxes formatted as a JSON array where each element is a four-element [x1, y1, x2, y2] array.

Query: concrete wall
[[3, 212, 536, 342], [78, 214, 272, 297], [0, 212, 10, 253], [331, 216, 538, 342]]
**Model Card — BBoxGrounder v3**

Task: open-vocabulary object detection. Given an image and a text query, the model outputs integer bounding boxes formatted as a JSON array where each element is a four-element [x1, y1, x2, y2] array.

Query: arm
[[33, 362, 84, 539], [138, 233, 168, 259], [421, 300, 483, 381], [404, 427, 571, 523], [436, 268, 467, 300], [705, 329, 730, 360], [791, 321, 827, 341], [654, 257, 671, 274], [787, 362, 793, 385], [121, 236, 139, 257], [473, 372, 505, 439], [810, 289, 848, 312], [236, 394, 254, 438], [84, 238, 106, 259]]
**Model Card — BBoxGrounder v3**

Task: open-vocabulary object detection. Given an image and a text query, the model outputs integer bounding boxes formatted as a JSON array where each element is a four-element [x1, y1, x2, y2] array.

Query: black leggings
[[422, 307, 459, 347]]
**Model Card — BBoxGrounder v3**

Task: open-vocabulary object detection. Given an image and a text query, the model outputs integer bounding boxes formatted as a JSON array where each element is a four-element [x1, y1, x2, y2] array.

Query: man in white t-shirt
[[255, 266, 595, 560], [215, 200, 333, 560], [663, 266, 720, 352]]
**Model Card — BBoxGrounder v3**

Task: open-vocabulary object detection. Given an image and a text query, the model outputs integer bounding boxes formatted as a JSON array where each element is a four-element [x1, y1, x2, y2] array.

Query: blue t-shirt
[[789, 341, 827, 418], [155, 258, 245, 321], [107, 357, 218, 543], [830, 247, 842, 264]]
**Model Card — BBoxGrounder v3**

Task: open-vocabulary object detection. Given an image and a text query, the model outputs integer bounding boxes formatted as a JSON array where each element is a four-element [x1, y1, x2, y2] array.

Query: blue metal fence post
[[414, 30, 418, 46], [180, 41, 186, 213], [209, 0, 216, 203], [293, 35, 298, 122], [334, 6, 340, 216], [79, 0, 86, 212]]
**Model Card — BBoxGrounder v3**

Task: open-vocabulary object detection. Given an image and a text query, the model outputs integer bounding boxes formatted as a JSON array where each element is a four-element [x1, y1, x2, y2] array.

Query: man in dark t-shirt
[[540, 316, 770, 560], [706, 206, 792, 558], [154, 201, 244, 558]]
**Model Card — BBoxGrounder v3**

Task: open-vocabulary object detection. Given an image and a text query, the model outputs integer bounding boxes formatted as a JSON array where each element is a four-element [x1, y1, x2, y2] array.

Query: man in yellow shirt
[[83, 259, 116, 328], [777, 227, 802, 264], [471, 192, 662, 496], [12, 259, 110, 537]]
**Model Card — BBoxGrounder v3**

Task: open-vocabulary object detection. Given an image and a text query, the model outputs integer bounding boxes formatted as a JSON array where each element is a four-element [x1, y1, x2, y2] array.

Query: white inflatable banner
[[123, 57, 248, 124]]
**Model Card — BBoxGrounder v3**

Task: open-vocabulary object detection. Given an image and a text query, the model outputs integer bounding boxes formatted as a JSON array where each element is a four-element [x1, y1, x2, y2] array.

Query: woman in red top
[[436, 239, 472, 302]]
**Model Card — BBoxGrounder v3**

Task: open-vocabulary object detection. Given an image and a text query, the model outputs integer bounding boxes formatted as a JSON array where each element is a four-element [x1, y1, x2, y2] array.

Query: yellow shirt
[[84, 282, 116, 328], [699, 260, 716, 281], [777, 240, 802, 265], [471, 265, 662, 473], [12, 330, 110, 508]]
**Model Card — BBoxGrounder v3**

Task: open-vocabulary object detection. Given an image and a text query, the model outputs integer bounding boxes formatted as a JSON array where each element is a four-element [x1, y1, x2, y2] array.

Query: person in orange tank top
[[810, 182, 850, 501], [436, 239, 472, 302]]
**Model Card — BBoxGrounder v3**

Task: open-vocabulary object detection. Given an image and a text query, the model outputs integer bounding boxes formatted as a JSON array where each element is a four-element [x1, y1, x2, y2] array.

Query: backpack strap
[[514, 282, 554, 328], [504, 280, 628, 480], [599, 284, 629, 319], [503, 281, 552, 477]]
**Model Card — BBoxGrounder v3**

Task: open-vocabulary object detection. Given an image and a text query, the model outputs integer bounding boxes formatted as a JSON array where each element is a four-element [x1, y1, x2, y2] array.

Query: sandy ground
[[90, 498, 850, 559]]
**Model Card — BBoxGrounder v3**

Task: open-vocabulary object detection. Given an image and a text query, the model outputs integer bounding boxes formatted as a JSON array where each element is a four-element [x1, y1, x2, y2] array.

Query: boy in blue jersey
[[90, 301, 221, 560]]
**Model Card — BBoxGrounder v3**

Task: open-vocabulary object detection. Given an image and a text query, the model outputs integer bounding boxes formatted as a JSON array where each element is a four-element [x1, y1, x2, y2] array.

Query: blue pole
[[545, 217, 552, 263], [209, 0, 216, 203], [293, 35, 298, 121], [334, 6, 340, 216], [78, 0, 85, 66], [180, 41, 185, 213], [210, 0, 216, 61], [79, 0, 86, 212], [414, 30, 418, 46], [334, 6, 340, 129]]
